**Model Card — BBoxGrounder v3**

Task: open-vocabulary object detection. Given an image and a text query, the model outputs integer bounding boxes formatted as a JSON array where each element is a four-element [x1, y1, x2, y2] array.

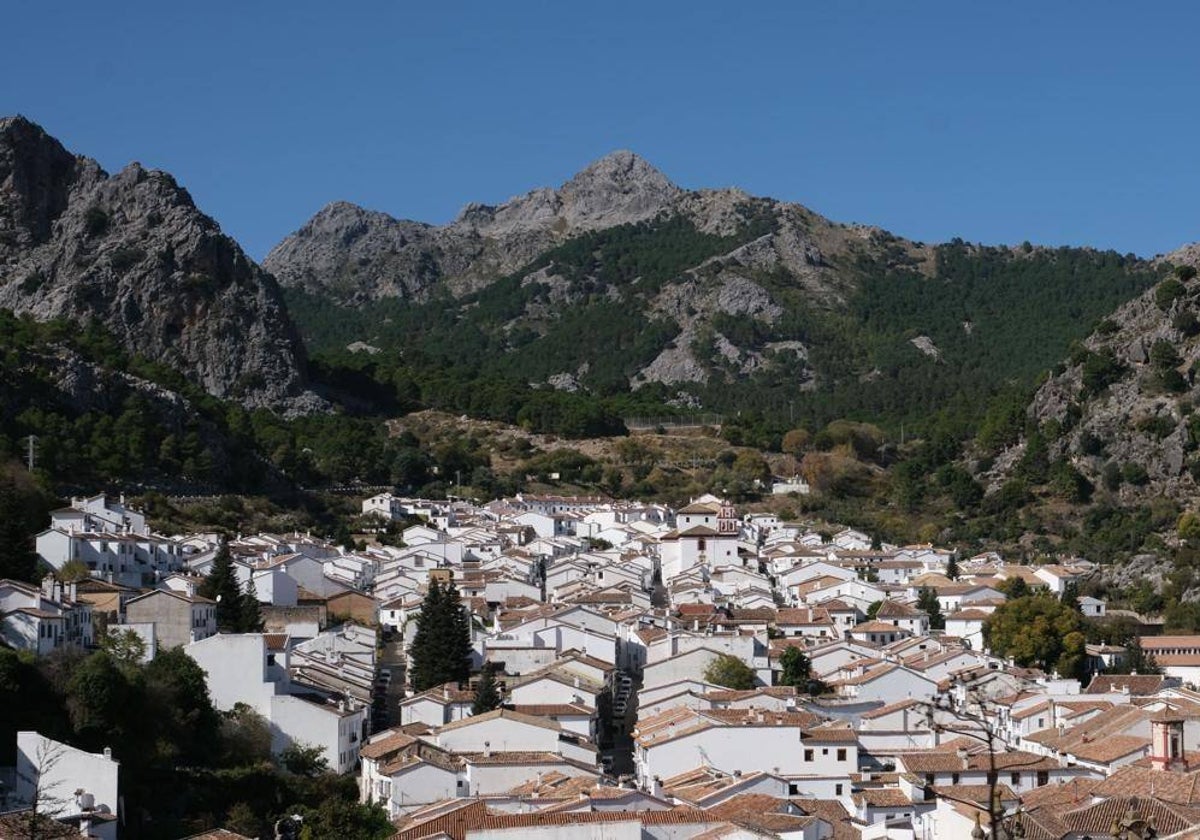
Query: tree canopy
[[408, 579, 473, 692], [983, 594, 1086, 677], [703, 653, 756, 690]]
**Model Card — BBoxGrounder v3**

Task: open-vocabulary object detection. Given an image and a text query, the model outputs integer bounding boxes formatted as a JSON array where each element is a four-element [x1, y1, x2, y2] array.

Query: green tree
[[1106, 636, 1162, 675], [240, 576, 265, 633], [472, 662, 502, 715], [225, 802, 263, 839], [703, 653, 756, 689], [101, 628, 147, 666], [944, 553, 960, 581], [1056, 630, 1089, 681], [866, 600, 883, 620], [917, 587, 945, 630], [281, 742, 329, 776], [1060, 581, 1081, 612], [0, 473, 39, 583], [199, 541, 243, 632], [998, 576, 1030, 599], [296, 796, 392, 840], [408, 579, 472, 692], [57, 559, 92, 582], [1165, 600, 1200, 632], [778, 647, 811, 690], [983, 594, 1085, 675], [1178, 511, 1200, 542]]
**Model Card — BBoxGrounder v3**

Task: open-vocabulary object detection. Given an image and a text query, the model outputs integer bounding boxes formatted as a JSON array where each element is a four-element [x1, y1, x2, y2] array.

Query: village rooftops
[[635, 706, 822, 746], [897, 748, 1061, 774]]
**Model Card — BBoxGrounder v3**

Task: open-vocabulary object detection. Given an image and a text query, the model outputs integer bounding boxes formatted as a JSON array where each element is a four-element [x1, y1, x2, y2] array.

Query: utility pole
[[25, 434, 38, 472]]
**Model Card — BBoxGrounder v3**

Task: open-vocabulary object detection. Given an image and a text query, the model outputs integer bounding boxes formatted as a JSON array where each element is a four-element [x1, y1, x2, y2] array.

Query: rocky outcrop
[[0, 116, 322, 414], [264, 150, 883, 308], [1013, 248, 1200, 502], [265, 151, 683, 302]]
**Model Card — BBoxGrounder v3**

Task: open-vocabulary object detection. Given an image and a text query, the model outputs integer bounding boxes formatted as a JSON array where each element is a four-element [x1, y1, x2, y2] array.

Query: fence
[[623, 414, 723, 431]]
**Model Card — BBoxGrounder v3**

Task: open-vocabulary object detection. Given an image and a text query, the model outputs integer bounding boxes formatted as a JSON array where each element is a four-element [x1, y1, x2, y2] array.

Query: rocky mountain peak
[[471, 150, 682, 237], [0, 116, 323, 415], [1164, 242, 1200, 270], [0, 114, 88, 248], [562, 149, 676, 196]]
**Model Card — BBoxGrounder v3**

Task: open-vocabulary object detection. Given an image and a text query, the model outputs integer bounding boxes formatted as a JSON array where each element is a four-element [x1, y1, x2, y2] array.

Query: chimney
[[957, 747, 969, 770], [483, 740, 491, 757], [651, 775, 663, 797], [103, 747, 112, 761]]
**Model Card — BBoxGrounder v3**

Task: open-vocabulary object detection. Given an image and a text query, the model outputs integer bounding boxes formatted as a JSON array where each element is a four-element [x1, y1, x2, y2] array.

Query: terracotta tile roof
[[931, 783, 1017, 805], [1061, 795, 1200, 836], [1018, 777, 1101, 809], [1084, 674, 1173, 695], [875, 599, 922, 618], [476, 807, 717, 831], [705, 793, 818, 833], [436, 707, 560, 733], [775, 607, 833, 625], [1068, 733, 1149, 764], [852, 620, 911, 633], [390, 800, 488, 840], [792, 798, 859, 840], [897, 749, 1059, 774], [801, 723, 859, 743], [860, 698, 923, 720], [360, 729, 418, 760], [508, 703, 595, 717], [852, 787, 913, 807], [180, 831, 256, 840], [1092, 764, 1200, 805]]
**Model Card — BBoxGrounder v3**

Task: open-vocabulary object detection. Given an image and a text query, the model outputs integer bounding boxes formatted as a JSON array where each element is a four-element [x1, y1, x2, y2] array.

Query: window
[[835, 784, 843, 795], [1036, 770, 1049, 787], [804, 749, 813, 762], [1010, 772, 1020, 785], [788, 783, 799, 795], [822, 748, 828, 756], [837, 748, 846, 761], [952, 773, 960, 784]]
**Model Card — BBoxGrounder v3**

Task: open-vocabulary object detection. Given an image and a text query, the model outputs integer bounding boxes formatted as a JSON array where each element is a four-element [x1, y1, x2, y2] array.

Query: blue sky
[[4, 2, 1197, 260]]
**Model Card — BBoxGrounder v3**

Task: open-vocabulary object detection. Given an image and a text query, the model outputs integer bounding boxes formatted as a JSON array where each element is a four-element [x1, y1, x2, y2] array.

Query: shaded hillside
[[995, 248, 1200, 506], [278, 162, 1161, 436], [0, 116, 321, 414]]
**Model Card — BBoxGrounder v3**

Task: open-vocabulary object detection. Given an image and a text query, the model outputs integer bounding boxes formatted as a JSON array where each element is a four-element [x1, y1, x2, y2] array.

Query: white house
[[15, 731, 120, 840]]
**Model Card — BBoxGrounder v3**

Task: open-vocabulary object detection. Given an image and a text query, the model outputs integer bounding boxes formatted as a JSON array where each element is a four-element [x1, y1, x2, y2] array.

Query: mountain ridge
[[0, 115, 323, 415]]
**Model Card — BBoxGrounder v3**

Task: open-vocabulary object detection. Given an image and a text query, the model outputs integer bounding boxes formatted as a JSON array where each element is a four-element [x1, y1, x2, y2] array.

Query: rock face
[[265, 151, 685, 302], [0, 116, 322, 414], [264, 150, 871, 308], [1013, 247, 1200, 502]]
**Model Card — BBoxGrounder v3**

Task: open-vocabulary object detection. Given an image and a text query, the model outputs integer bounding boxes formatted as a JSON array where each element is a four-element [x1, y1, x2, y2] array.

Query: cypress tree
[[945, 553, 960, 581], [199, 541, 242, 632], [0, 476, 38, 583], [409, 579, 445, 692], [443, 582, 473, 686], [240, 576, 265, 633], [918, 587, 945, 630], [472, 662, 501, 715], [409, 579, 472, 692]]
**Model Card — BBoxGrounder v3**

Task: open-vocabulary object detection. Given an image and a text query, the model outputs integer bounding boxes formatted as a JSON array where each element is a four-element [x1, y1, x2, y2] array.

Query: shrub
[[84, 205, 110, 238], [1122, 462, 1150, 486], [1156, 278, 1186, 310]]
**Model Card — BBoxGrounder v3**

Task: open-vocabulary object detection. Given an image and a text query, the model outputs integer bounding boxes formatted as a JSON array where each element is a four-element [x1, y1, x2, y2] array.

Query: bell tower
[[1149, 710, 1188, 772]]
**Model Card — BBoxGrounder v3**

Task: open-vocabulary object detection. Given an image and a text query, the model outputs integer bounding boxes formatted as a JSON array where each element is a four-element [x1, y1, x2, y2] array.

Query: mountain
[[269, 153, 1160, 435], [0, 116, 322, 414], [265, 151, 692, 301], [999, 246, 1200, 504]]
